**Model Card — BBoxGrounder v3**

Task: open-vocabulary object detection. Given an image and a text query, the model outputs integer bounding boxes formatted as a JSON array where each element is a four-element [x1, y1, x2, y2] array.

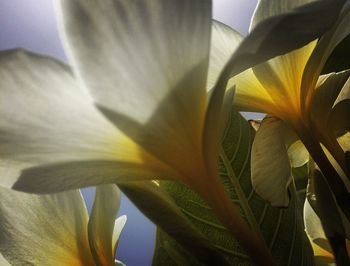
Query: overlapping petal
[[251, 117, 292, 207], [302, 3, 350, 110], [56, 0, 212, 179], [0, 184, 126, 265], [250, 0, 317, 30], [88, 185, 124, 266], [207, 21, 242, 91], [0, 50, 173, 193], [0, 187, 95, 266]]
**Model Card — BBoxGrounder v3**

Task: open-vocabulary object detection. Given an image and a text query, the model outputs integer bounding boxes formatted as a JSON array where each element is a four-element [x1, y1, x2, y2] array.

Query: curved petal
[[214, 0, 345, 123], [250, 0, 316, 30], [88, 184, 122, 266], [56, 0, 211, 171], [252, 41, 316, 117], [251, 117, 292, 207], [311, 70, 350, 130], [112, 215, 127, 258], [288, 140, 309, 168], [336, 74, 350, 103], [0, 254, 10, 266], [0, 50, 174, 192], [229, 68, 277, 113], [329, 99, 350, 133], [301, 3, 350, 111], [11, 160, 177, 193], [304, 198, 335, 261], [0, 187, 95, 265], [207, 21, 242, 91]]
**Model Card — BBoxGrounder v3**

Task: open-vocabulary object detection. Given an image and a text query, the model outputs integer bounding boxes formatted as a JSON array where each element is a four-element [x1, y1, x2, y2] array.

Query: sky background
[[0, 1, 257, 265]]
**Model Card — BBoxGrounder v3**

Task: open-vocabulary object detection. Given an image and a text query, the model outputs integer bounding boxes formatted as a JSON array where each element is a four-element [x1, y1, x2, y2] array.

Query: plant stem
[[297, 126, 350, 221], [197, 178, 276, 266]]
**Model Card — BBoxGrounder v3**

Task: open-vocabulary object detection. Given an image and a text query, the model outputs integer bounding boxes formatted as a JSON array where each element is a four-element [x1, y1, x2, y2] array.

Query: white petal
[[215, 0, 345, 117], [0, 50, 121, 164], [311, 70, 350, 126], [112, 215, 127, 258], [302, 4, 350, 110], [0, 50, 170, 193], [207, 21, 242, 91], [251, 117, 292, 207], [250, 0, 316, 31], [288, 140, 309, 168], [0, 187, 94, 265], [57, 0, 211, 169], [0, 253, 10, 266], [88, 185, 122, 266]]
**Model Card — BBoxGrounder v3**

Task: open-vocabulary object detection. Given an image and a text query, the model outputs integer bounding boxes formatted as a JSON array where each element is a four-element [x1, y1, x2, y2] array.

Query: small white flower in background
[[0, 185, 126, 266]]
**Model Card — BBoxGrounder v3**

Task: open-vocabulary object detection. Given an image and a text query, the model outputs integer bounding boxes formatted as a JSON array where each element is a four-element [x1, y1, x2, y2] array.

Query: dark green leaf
[[153, 109, 314, 265]]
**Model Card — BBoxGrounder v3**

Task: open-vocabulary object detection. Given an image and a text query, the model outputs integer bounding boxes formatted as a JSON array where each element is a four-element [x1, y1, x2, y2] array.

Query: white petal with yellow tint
[[220, 0, 344, 116], [0, 253, 10, 266], [0, 187, 94, 266], [250, 0, 317, 30], [112, 215, 127, 258], [303, 198, 335, 262], [230, 68, 276, 113], [57, 0, 211, 175], [336, 75, 350, 103], [0, 50, 173, 193], [88, 185, 122, 266], [251, 117, 292, 207], [301, 3, 350, 109], [207, 21, 242, 91], [288, 140, 309, 168], [311, 70, 350, 129]]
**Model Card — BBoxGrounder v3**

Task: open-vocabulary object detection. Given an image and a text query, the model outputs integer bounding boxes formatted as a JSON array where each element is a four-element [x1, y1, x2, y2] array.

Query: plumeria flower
[[0, 0, 344, 263], [0, 185, 127, 266], [214, 0, 350, 207]]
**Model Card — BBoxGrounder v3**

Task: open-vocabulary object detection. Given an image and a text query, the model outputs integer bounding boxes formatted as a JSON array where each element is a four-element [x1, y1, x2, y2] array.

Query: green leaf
[[118, 181, 229, 266], [153, 108, 314, 265]]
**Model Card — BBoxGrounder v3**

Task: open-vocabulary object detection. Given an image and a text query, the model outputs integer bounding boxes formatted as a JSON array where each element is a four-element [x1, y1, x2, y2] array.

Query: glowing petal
[[0, 187, 94, 266], [302, 4, 350, 110], [207, 21, 242, 91], [0, 50, 170, 193], [230, 68, 276, 113], [112, 216, 127, 258], [57, 0, 211, 174], [311, 70, 350, 130], [251, 117, 292, 207], [88, 185, 123, 266], [252, 41, 316, 117], [250, 0, 317, 30], [288, 140, 309, 168]]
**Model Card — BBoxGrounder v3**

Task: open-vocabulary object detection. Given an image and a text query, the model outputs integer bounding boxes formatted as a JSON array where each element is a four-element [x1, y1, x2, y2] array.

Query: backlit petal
[[288, 141, 309, 168], [0, 187, 94, 266], [207, 21, 242, 91], [252, 41, 316, 118], [230, 68, 277, 113], [250, 0, 317, 30], [57, 0, 211, 175], [88, 185, 122, 266], [302, 3, 350, 111], [112, 215, 127, 258], [251, 117, 292, 207], [0, 50, 171, 193]]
